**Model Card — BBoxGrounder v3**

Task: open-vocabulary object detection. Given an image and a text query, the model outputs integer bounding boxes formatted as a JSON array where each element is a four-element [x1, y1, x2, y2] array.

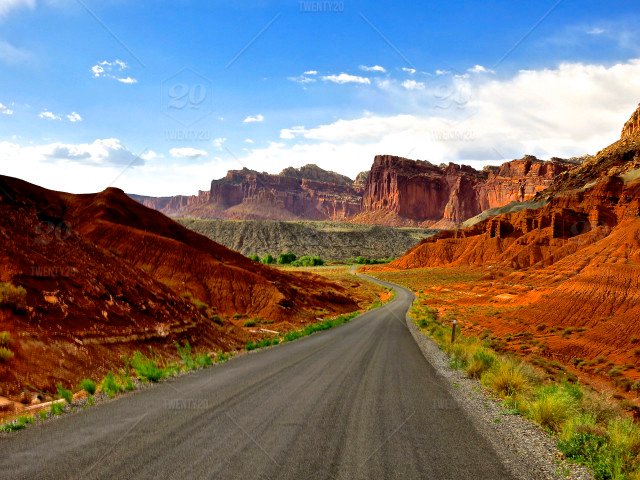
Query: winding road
[[1, 278, 515, 480]]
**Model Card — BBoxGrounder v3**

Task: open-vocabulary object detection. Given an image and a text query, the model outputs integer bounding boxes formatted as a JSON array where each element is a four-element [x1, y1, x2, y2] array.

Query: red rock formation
[[621, 103, 640, 139], [357, 155, 575, 227]]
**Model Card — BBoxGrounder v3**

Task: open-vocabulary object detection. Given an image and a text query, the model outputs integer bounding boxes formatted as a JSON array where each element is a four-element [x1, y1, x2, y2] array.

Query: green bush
[[0, 282, 26, 311], [291, 256, 324, 267], [246, 337, 280, 351], [175, 341, 196, 371], [248, 254, 260, 262], [352, 257, 393, 265], [50, 402, 65, 416], [0, 347, 13, 362], [0, 415, 34, 432], [261, 254, 275, 264], [101, 371, 123, 398], [482, 359, 530, 398], [79, 378, 97, 396], [244, 319, 257, 327], [527, 385, 577, 432], [0, 331, 11, 346], [195, 353, 213, 367], [56, 383, 73, 404], [466, 348, 497, 379], [131, 351, 165, 382], [277, 253, 297, 265]]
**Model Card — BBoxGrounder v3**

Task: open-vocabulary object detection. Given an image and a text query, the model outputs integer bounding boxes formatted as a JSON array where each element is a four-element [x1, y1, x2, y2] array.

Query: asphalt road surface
[[1, 277, 515, 480]]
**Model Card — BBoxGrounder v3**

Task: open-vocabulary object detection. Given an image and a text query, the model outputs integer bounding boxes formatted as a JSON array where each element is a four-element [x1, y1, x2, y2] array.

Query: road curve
[[0, 277, 515, 480]]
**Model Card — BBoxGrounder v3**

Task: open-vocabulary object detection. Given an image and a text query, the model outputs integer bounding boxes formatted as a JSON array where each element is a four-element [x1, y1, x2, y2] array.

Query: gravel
[[405, 313, 594, 480]]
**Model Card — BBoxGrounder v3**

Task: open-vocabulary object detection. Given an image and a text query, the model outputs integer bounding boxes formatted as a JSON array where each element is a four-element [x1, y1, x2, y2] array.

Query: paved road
[[1, 277, 515, 480]]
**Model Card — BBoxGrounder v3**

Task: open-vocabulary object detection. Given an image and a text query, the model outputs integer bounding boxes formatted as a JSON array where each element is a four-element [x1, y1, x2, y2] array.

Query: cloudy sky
[[1, 0, 640, 195]]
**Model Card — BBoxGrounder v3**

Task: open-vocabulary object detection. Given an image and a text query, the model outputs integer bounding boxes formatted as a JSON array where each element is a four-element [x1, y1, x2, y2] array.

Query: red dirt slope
[[0, 176, 359, 400]]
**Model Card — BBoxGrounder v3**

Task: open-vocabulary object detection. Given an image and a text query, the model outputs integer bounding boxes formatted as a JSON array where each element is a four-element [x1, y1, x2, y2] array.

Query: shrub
[[246, 337, 279, 351], [79, 378, 97, 396], [244, 319, 257, 327], [0, 415, 34, 432], [216, 351, 229, 363], [248, 254, 260, 262], [0, 347, 13, 362], [50, 402, 65, 416], [261, 254, 275, 264], [527, 386, 577, 432], [466, 348, 497, 379], [101, 371, 123, 398], [131, 351, 164, 382], [482, 359, 529, 398], [56, 383, 73, 404], [175, 341, 196, 371], [291, 256, 324, 267], [277, 253, 297, 265], [0, 282, 26, 311], [0, 331, 11, 346], [195, 353, 213, 368]]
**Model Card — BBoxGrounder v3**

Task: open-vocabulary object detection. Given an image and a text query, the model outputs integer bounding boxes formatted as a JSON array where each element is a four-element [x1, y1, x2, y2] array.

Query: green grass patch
[[0, 282, 26, 311], [56, 383, 73, 404], [79, 378, 97, 396], [130, 351, 165, 382], [0, 415, 34, 432]]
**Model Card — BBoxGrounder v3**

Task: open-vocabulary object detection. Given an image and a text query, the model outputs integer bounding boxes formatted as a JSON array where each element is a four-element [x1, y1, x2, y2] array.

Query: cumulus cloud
[[39, 110, 61, 121], [402, 67, 417, 74], [66, 112, 82, 122], [304, 70, 318, 75], [0, 102, 13, 115], [435, 69, 450, 76], [401, 79, 426, 90], [468, 64, 495, 74], [243, 114, 264, 123], [360, 65, 386, 73], [91, 59, 137, 84], [0, 0, 35, 17], [322, 73, 371, 85], [169, 147, 208, 159], [212, 137, 226, 149], [245, 138, 254, 144]]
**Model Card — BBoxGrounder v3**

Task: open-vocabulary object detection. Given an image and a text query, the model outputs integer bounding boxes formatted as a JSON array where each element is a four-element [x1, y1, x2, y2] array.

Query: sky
[[1, 0, 640, 196]]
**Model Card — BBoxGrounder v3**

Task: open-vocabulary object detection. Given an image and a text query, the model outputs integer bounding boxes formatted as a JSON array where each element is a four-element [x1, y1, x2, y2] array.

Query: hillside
[[370, 103, 640, 400], [178, 219, 436, 261], [0, 176, 362, 398]]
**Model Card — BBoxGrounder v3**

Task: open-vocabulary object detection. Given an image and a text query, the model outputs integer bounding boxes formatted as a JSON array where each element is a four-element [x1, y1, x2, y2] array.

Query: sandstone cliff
[[356, 155, 575, 228]]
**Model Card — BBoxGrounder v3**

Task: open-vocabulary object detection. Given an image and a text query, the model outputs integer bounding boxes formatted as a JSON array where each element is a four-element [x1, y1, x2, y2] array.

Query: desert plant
[[195, 353, 213, 367], [56, 383, 73, 404], [0, 331, 11, 346], [50, 402, 65, 416], [261, 254, 275, 264], [130, 351, 165, 382], [0, 282, 26, 311], [175, 341, 196, 371], [526, 385, 577, 432], [0, 347, 13, 362], [248, 254, 260, 262], [244, 319, 257, 327], [79, 378, 97, 396], [482, 359, 529, 398], [101, 371, 123, 398], [277, 252, 297, 265], [0, 415, 34, 432], [466, 348, 497, 379]]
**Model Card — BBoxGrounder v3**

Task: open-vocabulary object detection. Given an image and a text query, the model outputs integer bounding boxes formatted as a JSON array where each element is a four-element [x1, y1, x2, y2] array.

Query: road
[[0, 277, 515, 480]]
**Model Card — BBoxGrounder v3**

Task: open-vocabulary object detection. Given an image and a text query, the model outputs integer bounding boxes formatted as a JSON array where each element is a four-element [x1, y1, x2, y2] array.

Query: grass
[[0, 415, 34, 432], [0, 282, 26, 311], [101, 371, 124, 398], [50, 402, 65, 416], [0, 331, 11, 346], [0, 347, 14, 362], [56, 384, 73, 404], [79, 378, 97, 396], [175, 341, 212, 370], [409, 292, 640, 480], [130, 351, 165, 382]]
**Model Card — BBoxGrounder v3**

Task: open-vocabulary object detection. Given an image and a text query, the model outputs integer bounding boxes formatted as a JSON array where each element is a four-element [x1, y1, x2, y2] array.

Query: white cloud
[[304, 70, 318, 75], [212, 137, 226, 149], [245, 138, 254, 144], [0, 0, 35, 17], [587, 27, 605, 35], [243, 114, 264, 123], [288, 75, 316, 85], [322, 73, 371, 85], [360, 65, 386, 73], [91, 59, 137, 84], [141, 150, 159, 161], [169, 147, 208, 159], [66, 112, 82, 122], [280, 126, 307, 140], [117, 76, 137, 85], [0, 102, 13, 115], [402, 67, 417, 74], [38, 110, 61, 121], [435, 69, 450, 76], [401, 79, 426, 91], [468, 64, 495, 74]]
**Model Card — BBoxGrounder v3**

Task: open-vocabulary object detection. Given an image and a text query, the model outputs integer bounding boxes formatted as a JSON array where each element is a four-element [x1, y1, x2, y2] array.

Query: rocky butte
[[131, 158, 576, 227]]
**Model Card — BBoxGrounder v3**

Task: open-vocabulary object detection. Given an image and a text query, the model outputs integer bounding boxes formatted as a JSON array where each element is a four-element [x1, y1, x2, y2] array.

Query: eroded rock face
[[621, 104, 640, 139], [359, 155, 575, 227]]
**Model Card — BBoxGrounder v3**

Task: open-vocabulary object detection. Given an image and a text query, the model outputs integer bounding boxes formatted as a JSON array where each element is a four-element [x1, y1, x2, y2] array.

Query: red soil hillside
[[374, 104, 640, 398], [0, 176, 359, 400]]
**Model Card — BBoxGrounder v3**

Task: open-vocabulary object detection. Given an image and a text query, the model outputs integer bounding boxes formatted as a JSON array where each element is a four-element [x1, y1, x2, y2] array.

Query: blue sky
[[1, 0, 640, 195]]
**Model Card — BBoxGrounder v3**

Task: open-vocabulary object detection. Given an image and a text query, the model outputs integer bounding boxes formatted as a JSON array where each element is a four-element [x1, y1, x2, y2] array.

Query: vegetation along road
[[0, 278, 515, 480]]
